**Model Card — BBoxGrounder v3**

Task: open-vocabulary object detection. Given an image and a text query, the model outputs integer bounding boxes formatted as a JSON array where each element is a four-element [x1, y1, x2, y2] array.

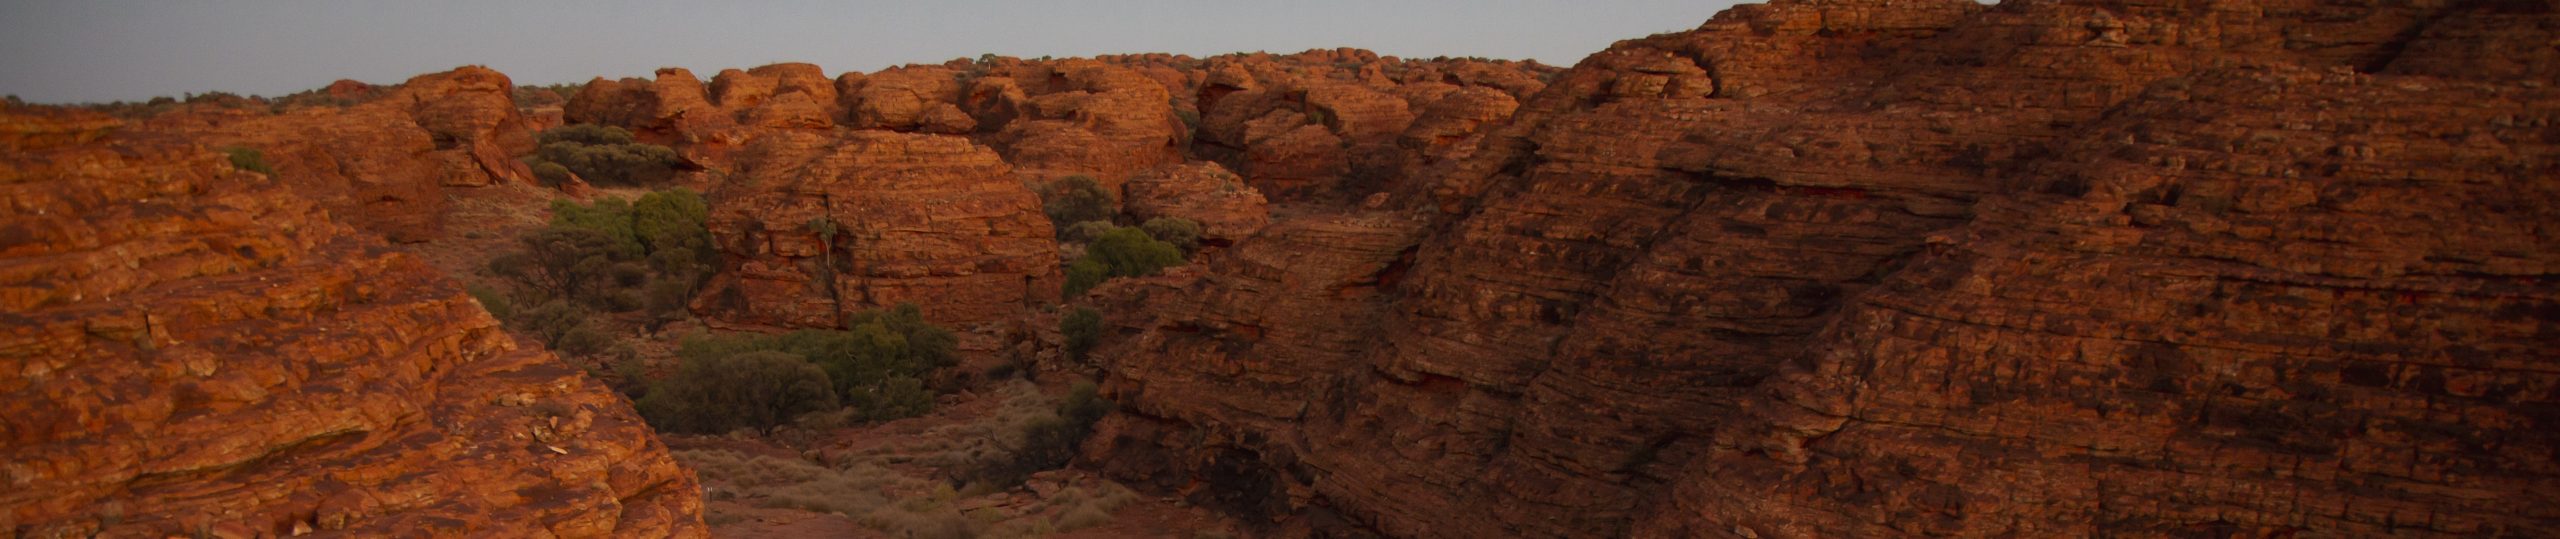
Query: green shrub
[[644, 278, 695, 329], [638, 350, 838, 434], [1141, 217, 1202, 253], [514, 300, 596, 349], [549, 197, 645, 258], [220, 146, 275, 175], [1061, 226, 1183, 299], [1063, 258, 1108, 299], [666, 304, 957, 421], [965, 381, 1113, 487], [530, 162, 573, 187], [633, 190, 712, 264], [1061, 308, 1102, 362], [466, 283, 515, 320], [1061, 220, 1117, 244], [531, 125, 682, 186], [557, 323, 617, 358], [1040, 175, 1115, 234], [1088, 227, 1183, 278], [853, 376, 933, 421]]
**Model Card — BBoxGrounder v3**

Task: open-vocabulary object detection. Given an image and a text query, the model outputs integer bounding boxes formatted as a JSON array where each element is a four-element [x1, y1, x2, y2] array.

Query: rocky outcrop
[[1121, 162, 1271, 243], [1083, 1, 2560, 537], [971, 60, 1188, 192], [0, 107, 703, 537], [134, 66, 539, 242], [696, 130, 1059, 329], [1191, 51, 1552, 201]]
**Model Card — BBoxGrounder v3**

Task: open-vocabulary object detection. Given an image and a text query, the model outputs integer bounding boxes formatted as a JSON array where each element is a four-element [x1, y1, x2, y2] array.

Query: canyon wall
[[695, 130, 1062, 329], [1083, 1, 2560, 537], [0, 106, 702, 537]]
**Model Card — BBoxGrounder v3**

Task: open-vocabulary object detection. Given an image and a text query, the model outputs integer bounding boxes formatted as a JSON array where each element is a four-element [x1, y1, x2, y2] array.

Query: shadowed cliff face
[[1081, 1, 2560, 537], [0, 106, 704, 537]]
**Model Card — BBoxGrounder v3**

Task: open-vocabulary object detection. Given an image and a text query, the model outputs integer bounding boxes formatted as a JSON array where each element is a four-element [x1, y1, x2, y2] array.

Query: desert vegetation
[[526, 124, 682, 187], [680, 379, 1143, 537], [638, 304, 958, 434], [473, 189, 714, 362], [1063, 226, 1187, 298]]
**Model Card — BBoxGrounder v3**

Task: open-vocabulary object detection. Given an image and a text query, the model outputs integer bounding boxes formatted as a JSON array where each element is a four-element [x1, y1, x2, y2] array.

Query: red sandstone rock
[[695, 130, 1060, 329], [134, 66, 538, 243], [979, 61, 1186, 191], [1121, 162, 1271, 242], [0, 107, 704, 537], [1081, 2, 2560, 538]]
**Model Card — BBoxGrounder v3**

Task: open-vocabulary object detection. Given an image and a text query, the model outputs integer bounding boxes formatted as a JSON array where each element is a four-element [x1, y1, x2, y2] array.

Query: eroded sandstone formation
[[1080, 1, 2560, 537], [1121, 162, 1271, 243], [0, 107, 703, 537], [695, 130, 1060, 329], [135, 66, 539, 243]]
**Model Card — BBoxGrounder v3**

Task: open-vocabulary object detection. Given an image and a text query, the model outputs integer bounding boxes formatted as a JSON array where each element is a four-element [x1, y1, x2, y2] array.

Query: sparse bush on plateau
[[220, 146, 274, 175]]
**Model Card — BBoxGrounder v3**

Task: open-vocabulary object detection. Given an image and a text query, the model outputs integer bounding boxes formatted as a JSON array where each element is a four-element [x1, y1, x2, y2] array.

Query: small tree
[[220, 147, 275, 175], [1087, 227, 1184, 279], [1061, 307, 1102, 362], [633, 189, 712, 266], [1140, 217, 1202, 253], [1063, 258, 1108, 299], [966, 381, 1114, 487], [1059, 226, 1183, 298], [1040, 176, 1115, 234], [530, 162, 573, 187], [638, 350, 839, 435]]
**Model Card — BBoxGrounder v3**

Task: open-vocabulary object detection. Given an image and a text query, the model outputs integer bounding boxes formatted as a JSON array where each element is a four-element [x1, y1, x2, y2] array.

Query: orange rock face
[[1081, 1, 2560, 537], [1121, 162, 1271, 243], [0, 107, 703, 537], [974, 60, 1187, 191], [695, 130, 1060, 329], [132, 66, 538, 243]]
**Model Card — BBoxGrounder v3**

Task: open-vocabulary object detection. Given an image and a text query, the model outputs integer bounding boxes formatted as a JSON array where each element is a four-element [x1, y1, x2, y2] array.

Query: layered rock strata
[[1081, 1, 2560, 537], [696, 130, 1060, 329], [137, 67, 539, 243], [0, 107, 703, 537]]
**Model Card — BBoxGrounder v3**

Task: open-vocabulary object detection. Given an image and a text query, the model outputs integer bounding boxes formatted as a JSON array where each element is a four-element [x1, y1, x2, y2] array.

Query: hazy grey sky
[[0, 1, 1745, 104]]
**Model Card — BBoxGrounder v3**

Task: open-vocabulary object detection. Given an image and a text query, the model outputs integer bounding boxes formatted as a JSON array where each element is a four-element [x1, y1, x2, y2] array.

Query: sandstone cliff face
[[1190, 51, 1551, 201], [1082, 1, 2560, 537], [696, 130, 1060, 329], [0, 107, 703, 537], [972, 60, 1187, 192], [1121, 162, 1271, 243]]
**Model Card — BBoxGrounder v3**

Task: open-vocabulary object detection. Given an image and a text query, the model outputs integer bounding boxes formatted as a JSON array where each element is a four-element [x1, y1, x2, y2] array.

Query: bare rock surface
[[1079, 1, 2560, 537], [0, 106, 704, 538]]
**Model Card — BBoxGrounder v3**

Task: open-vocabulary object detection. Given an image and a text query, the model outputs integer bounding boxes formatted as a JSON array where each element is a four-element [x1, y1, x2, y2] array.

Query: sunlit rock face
[[0, 106, 706, 538]]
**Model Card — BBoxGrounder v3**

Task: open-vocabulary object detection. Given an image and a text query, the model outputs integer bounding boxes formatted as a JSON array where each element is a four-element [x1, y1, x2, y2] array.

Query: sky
[[0, 0, 1746, 104]]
